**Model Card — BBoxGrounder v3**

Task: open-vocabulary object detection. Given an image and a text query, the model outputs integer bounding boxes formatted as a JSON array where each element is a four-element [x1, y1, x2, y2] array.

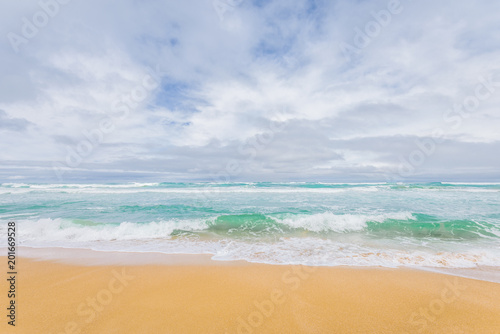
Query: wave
[[1, 182, 498, 196], [0, 182, 161, 189], [4, 212, 498, 243], [279, 212, 415, 233], [366, 214, 500, 239], [2, 182, 499, 271], [3, 212, 499, 269], [3, 218, 207, 243]]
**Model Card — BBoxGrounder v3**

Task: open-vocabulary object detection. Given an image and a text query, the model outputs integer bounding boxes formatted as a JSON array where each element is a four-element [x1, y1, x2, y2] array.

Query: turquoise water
[[0, 182, 499, 268]]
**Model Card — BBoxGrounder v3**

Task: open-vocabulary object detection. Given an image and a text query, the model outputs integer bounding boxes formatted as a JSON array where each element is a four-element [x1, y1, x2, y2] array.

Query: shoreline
[[1, 248, 499, 333], [8, 246, 500, 283]]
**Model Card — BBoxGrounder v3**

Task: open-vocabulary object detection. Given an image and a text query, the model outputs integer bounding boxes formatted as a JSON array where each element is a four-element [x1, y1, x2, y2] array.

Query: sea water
[[1, 182, 499, 270]]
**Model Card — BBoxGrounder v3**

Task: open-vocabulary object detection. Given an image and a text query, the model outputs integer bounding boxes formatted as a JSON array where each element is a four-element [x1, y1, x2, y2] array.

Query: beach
[[2, 0, 500, 331], [1, 249, 499, 334], [1, 183, 499, 332]]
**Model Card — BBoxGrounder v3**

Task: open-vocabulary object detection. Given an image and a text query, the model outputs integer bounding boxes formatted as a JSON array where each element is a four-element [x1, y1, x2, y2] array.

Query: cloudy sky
[[1, 0, 499, 183]]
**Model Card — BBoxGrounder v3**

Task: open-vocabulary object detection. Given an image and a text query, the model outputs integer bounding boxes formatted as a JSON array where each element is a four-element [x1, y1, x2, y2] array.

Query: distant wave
[[1, 182, 499, 195]]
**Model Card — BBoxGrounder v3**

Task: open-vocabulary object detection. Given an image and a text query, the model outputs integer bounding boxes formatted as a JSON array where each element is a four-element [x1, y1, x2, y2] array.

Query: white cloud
[[0, 0, 499, 182]]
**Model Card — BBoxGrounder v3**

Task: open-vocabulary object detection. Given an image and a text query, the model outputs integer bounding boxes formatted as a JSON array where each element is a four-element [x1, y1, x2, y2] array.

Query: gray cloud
[[0, 110, 31, 131]]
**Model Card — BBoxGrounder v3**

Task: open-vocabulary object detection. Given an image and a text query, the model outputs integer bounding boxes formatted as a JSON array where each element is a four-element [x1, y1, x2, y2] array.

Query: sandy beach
[[1, 249, 499, 334]]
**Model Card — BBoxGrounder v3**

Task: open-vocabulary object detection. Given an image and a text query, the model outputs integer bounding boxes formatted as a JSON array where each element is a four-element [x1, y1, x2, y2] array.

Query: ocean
[[1, 182, 499, 271]]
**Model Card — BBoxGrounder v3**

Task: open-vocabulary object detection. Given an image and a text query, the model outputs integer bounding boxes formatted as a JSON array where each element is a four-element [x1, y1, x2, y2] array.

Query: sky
[[0, 0, 499, 183]]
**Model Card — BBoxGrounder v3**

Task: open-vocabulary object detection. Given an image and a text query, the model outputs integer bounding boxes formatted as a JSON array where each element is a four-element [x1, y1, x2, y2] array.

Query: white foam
[[0, 182, 160, 189], [212, 238, 500, 269], [2, 218, 498, 269], [0, 218, 206, 244], [278, 211, 415, 232], [441, 182, 500, 185], [0, 212, 416, 245], [2, 182, 498, 196], [0, 186, 378, 195]]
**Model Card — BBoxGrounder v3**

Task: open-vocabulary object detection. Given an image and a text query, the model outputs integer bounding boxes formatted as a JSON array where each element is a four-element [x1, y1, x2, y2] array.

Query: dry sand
[[1, 253, 499, 333]]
